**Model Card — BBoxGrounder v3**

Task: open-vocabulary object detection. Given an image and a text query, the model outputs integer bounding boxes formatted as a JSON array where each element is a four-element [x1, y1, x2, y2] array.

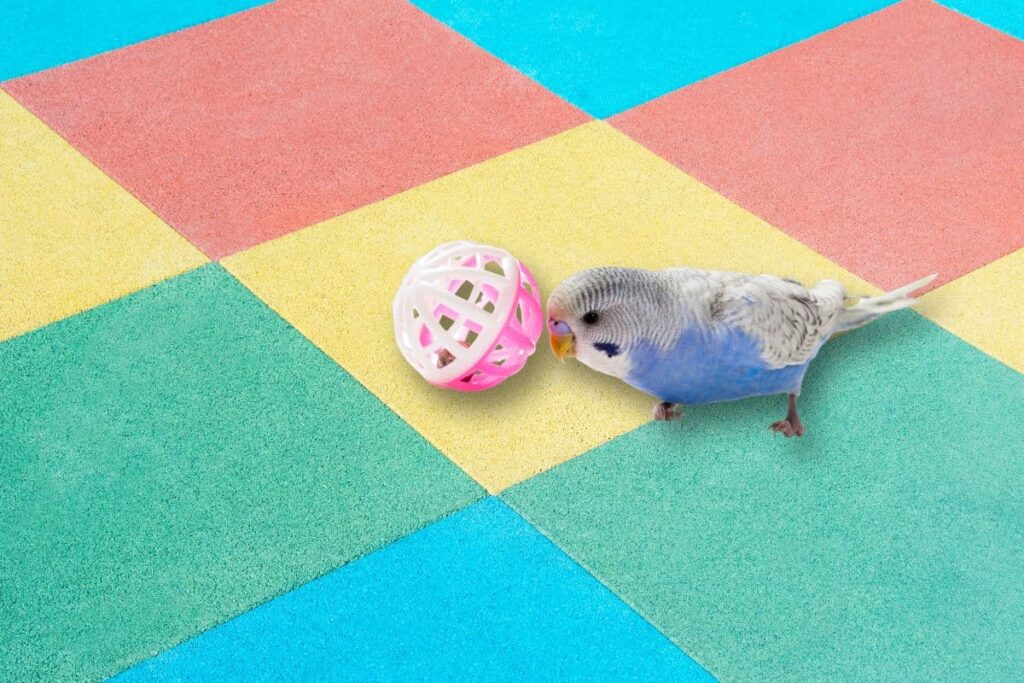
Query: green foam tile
[[505, 311, 1024, 681], [0, 264, 483, 681]]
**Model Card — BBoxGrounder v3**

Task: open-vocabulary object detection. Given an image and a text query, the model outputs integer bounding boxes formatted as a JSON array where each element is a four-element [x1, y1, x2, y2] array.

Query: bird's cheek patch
[[594, 342, 621, 358]]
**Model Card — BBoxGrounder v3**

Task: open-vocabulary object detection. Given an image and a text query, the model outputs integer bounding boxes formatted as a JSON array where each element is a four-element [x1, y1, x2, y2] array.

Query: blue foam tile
[[115, 498, 713, 682], [0, 0, 269, 81], [410, 0, 896, 117], [939, 0, 1024, 40]]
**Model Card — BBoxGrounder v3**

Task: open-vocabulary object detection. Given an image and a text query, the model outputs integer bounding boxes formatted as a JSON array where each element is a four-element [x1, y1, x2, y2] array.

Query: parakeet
[[546, 267, 936, 436]]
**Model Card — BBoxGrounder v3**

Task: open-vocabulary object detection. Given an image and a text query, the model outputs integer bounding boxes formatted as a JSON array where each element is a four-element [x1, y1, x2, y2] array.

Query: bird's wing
[[714, 275, 846, 368]]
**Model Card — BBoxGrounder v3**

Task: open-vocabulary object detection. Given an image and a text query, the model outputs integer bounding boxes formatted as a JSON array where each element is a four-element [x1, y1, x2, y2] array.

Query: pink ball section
[[393, 242, 544, 392], [449, 261, 542, 391]]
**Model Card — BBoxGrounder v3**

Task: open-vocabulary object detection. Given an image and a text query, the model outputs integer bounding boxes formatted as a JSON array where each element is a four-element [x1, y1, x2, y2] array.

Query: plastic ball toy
[[393, 241, 543, 391]]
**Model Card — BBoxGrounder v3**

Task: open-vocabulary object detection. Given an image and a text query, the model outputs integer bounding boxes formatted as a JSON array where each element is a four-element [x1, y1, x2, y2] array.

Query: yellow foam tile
[[223, 121, 876, 492], [0, 92, 206, 341], [917, 248, 1024, 375]]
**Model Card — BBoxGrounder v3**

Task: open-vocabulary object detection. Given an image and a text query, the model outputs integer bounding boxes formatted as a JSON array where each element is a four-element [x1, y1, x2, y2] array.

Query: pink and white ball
[[393, 241, 543, 391]]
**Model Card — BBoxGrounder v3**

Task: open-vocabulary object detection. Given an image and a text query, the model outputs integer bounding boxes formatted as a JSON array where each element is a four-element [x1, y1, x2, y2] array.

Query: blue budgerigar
[[546, 267, 936, 436]]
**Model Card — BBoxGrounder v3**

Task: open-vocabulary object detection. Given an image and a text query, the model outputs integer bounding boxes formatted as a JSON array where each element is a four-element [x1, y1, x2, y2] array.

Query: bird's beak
[[549, 333, 575, 360], [547, 318, 575, 361]]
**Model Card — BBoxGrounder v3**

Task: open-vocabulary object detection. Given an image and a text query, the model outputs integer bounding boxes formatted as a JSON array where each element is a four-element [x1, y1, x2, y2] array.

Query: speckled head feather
[[547, 267, 683, 358]]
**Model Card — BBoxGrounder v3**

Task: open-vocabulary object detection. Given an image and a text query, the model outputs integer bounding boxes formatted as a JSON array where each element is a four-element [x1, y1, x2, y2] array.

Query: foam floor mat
[[0, 265, 481, 681], [0, 93, 206, 342], [505, 312, 1024, 681], [0, 0, 267, 80], [3, 0, 1023, 680], [5, 0, 584, 258], [612, 0, 1024, 290], [116, 498, 712, 682], [411, 0, 895, 116]]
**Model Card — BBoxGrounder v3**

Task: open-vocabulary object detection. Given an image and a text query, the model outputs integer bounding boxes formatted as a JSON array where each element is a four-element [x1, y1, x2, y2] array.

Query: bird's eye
[[582, 311, 600, 325]]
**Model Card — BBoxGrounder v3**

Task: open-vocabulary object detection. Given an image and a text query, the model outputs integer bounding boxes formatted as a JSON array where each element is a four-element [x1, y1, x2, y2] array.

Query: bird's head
[[546, 267, 659, 379]]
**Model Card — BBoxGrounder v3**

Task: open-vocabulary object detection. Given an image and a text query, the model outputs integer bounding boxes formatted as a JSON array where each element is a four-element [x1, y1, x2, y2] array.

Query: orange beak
[[548, 333, 575, 360]]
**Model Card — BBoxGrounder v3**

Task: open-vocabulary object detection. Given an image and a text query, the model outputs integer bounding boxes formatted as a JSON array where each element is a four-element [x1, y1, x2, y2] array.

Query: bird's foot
[[653, 402, 684, 421], [770, 393, 806, 437], [769, 419, 805, 437]]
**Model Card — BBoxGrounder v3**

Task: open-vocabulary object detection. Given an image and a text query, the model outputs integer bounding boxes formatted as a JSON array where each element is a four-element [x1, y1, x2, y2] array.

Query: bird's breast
[[624, 326, 809, 405]]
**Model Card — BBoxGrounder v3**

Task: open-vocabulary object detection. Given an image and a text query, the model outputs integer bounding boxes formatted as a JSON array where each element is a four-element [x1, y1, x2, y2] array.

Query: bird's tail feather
[[836, 274, 937, 332]]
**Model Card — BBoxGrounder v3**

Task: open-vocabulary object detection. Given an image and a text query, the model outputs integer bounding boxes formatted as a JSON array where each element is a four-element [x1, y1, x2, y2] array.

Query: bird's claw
[[770, 419, 805, 437], [653, 402, 684, 422]]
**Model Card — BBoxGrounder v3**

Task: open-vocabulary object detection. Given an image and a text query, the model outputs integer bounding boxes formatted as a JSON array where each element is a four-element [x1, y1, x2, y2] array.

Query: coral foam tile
[[3, 0, 586, 258], [612, 0, 1024, 290]]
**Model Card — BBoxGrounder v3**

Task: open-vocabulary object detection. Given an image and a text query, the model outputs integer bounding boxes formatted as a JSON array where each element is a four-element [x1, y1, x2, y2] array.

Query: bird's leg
[[653, 401, 684, 421], [770, 393, 805, 437]]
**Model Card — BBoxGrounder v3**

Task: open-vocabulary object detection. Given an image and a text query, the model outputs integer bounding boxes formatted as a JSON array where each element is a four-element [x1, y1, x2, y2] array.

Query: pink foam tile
[[4, 0, 586, 258], [612, 0, 1024, 290]]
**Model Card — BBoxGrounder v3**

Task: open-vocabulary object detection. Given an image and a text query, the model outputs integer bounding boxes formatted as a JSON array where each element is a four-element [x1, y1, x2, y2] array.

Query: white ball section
[[392, 241, 543, 391]]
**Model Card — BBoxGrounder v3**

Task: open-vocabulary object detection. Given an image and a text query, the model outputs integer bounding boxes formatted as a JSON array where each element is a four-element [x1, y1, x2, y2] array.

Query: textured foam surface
[[411, 0, 895, 117], [918, 247, 1024, 373], [3, 0, 586, 258], [0, 92, 206, 342], [224, 122, 876, 492], [612, 0, 1024, 290], [6, 0, 1024, 678], [0, 265, 482, 681], [940, 0, 1024, 39], [506, 311, 1024, 682], [117, 498, 712, 682], [0, 0, 267, 80]]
